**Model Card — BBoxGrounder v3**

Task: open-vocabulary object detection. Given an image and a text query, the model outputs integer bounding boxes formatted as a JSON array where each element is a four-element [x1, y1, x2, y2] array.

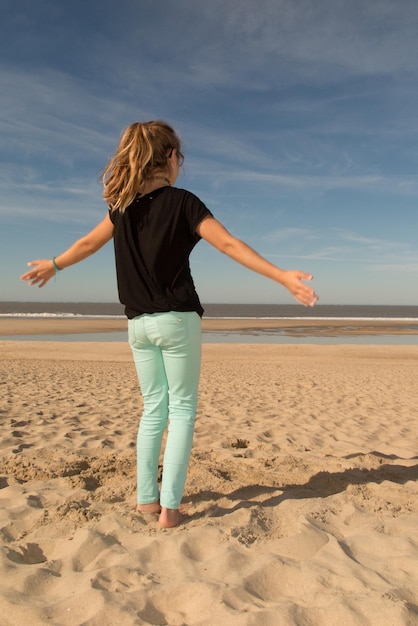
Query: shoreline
[[1, 316, 418, 337]]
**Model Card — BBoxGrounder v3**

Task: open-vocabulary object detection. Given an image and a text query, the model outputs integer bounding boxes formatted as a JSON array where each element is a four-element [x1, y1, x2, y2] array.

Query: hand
[[281, 270, 318, 307], [20, 260, 56, 288]]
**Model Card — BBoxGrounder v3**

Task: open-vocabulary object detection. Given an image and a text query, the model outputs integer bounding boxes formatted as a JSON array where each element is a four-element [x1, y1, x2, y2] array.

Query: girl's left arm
[[196, 216, 318, 307], [20, 213, 114, 288]]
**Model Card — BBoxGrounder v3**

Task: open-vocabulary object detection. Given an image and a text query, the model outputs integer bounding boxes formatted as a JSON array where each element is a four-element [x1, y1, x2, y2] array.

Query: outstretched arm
[[196, 217, 318, 307], [20, 214, 114, 288]]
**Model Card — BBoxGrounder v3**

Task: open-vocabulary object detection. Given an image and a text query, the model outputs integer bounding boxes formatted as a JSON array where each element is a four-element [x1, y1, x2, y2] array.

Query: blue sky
[[1, 0, 418, 305]]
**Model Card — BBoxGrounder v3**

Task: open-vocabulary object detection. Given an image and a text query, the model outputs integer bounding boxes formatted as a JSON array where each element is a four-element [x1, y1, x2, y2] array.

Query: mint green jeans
[[128, 311, 202, 509]]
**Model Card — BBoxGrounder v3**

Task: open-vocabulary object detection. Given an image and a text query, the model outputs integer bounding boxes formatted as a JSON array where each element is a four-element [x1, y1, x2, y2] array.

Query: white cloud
[[264, 226, 418, 269], [0, 164, 104, 223], [371, 263, 418, 273], [263, 227, 319, 242], [335, 230, 415, 254], [161, 0, 418, 86]]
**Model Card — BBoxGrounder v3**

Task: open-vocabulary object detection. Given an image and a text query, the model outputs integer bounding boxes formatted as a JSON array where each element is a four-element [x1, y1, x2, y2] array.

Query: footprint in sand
[[91, 566, 155, 593], [6, 542, 47, 565]]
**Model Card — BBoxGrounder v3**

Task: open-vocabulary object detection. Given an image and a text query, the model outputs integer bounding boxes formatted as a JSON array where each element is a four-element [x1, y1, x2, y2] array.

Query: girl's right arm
[[196, 216, 318, 307], [20, 213, 114, 288]]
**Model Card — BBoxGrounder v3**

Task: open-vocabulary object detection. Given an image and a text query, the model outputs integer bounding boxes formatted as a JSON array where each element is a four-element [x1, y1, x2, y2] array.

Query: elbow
[[78, 236, 98, 256], [218, 236, 240, 256]]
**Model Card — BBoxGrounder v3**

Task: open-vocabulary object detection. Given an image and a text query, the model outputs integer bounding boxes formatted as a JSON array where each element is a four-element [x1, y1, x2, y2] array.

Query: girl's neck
[[141, 174, 172, 196], [152, 175, 172, 186]]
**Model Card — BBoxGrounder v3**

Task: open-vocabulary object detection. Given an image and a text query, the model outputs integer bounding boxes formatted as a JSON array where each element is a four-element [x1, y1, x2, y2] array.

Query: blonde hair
[[103, 120, 184, 212]]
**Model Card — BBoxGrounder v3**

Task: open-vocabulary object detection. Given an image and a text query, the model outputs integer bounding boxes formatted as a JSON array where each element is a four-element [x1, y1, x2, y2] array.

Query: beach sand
[[1, 330, 418, 625], [1, 316, 418, 337]]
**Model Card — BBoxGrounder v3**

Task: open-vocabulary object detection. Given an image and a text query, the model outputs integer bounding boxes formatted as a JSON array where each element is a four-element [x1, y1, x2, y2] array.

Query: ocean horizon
[[1, 301, 418, 345], [1, 301, 418, 320]]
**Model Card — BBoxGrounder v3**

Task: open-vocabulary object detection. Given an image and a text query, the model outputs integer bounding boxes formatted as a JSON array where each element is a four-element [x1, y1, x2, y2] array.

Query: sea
[[1, 302, 418, 345]]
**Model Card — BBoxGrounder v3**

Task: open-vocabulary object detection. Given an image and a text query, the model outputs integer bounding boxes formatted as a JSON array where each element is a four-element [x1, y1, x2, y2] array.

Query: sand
[[1, 316, 417, 337], [1, 331, 418, 625]]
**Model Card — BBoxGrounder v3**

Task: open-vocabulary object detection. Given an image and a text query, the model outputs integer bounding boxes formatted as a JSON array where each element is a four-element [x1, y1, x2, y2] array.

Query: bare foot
[[159, 507, 186, 528], [136, 502, 161, 514]]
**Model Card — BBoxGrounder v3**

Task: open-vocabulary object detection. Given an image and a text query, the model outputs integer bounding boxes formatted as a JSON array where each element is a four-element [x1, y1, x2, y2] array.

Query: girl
[[21, 120, 318, 528]]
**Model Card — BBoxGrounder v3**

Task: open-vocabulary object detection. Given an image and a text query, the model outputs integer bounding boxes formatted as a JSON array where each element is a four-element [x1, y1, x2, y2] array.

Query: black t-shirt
[[109, 186, 213, 319]]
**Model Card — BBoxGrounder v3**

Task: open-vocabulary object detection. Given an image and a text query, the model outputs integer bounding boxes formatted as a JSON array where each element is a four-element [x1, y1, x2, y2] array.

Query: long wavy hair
[[103, 120, 184, 212]]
